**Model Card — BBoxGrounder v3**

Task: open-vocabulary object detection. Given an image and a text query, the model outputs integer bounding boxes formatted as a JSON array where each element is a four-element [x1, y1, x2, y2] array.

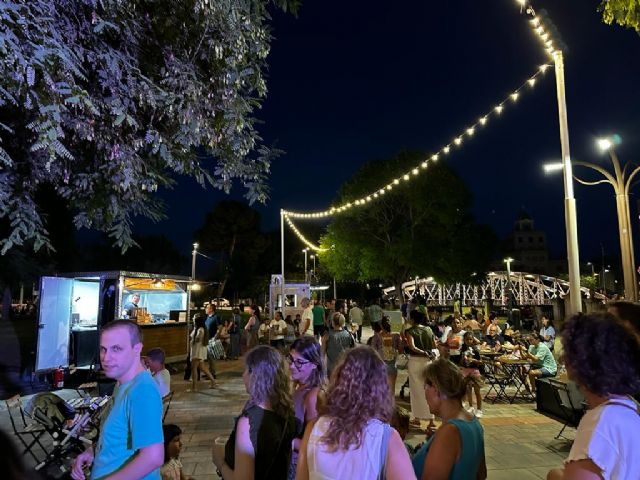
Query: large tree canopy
[[318, 151, 498, 296], [0, 0, 297, 254], [599, 0, 640, 32]]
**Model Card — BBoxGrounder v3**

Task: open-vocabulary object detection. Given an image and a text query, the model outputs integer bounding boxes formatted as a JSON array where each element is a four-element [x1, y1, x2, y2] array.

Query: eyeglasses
[[287, 355, 311, 369]]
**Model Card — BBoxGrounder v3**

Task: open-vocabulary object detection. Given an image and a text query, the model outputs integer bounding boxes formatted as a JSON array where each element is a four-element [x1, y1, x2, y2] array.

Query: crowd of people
[[51, 297, 640, 480]]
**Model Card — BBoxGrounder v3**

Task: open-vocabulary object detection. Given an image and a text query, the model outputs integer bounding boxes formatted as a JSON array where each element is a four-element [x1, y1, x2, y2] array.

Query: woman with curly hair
[[288, 336, 326, 480], [212, 346, 298, 480], [413, 358, 486, 480], [296, 346, 415, 480], [547, 313, 640, 480]]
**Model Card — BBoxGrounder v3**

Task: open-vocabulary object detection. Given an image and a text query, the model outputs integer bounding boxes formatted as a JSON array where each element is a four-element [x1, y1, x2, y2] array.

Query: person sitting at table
[[146, 348, 170, 397], [485, 314, 502, 336], [461, 315, 481, 338], [520, 332, 557, 394], [546, 313, 640, 480], [482, 324, 503, 349]]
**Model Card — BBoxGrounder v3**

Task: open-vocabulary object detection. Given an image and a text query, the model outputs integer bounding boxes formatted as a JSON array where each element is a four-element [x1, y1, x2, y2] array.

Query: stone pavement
[[1, 344, 575, 479]]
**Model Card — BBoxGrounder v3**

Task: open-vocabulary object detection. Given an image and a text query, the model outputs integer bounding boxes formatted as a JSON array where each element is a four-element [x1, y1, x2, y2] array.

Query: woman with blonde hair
[[212, 345, 298, 480], [412, 358, 486, 480], [296, 346, 415, 480], [189, 314, 217, 392]]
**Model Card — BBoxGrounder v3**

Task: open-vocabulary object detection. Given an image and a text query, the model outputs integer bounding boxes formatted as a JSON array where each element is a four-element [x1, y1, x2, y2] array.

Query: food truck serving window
[[122, 277, 187, 323]]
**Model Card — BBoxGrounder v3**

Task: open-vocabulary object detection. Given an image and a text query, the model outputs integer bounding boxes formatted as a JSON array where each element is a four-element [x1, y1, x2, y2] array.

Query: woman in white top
[[296, 346, 416, 480], [547, 313, 640, 480], [189, 314, 216, 391]]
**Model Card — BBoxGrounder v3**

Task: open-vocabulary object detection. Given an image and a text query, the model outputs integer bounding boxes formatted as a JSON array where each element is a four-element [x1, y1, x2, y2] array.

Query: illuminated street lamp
[[586, 261, 595, 277], [503, 257, 515, 326], [568, 136, 639, 301], [310, 254, 316, 281]]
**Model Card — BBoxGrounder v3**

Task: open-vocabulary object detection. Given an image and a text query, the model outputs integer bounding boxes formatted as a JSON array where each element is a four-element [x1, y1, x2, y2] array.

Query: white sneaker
[[475, 409, 484, 418]]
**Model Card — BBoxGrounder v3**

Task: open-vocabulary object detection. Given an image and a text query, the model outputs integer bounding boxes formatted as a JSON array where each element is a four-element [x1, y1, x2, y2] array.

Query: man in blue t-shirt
[[71, 320, 164, 480], [520, 332, 557, 394]]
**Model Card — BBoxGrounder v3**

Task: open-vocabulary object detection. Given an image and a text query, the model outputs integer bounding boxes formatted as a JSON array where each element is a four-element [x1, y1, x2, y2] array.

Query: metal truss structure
[[382, 271, 607, 306]]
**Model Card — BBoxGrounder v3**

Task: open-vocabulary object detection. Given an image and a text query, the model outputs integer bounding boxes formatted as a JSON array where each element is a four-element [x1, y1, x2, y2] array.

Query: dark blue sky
[[137, 0, 640, 266]]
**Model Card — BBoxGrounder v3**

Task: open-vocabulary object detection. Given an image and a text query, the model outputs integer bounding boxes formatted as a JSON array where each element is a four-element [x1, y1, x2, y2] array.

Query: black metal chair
[[482, 358, 512, 403], [547, 378, 585, 439], [5, 394, 51, 464], [162, 391, 174, 422]]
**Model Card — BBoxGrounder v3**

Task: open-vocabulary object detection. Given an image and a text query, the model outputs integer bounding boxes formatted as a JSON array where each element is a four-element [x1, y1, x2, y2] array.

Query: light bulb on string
[[495, 105, 504, 114]]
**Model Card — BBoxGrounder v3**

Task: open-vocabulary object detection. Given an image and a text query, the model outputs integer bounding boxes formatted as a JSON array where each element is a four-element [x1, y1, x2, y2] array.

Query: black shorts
[[313, 325, 326, 337]]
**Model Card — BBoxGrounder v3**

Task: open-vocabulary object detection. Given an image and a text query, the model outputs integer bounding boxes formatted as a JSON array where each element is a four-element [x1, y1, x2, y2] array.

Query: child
[[161, 424, 192, 480], [147, 348, 171, 397], [390, 406, 413, 455], [460, 331, 483, 417]]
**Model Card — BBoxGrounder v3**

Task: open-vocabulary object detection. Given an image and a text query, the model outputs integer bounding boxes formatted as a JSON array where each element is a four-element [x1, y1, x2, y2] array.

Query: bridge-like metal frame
[[383, 271, 607, 306]]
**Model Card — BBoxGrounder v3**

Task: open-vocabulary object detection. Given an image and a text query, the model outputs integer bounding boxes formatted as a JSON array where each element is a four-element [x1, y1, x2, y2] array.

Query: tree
[[195, 200, 267, 298], [0, 0, 298, 254], [318, 151, 498, 299], [599, 0, 640, 32]]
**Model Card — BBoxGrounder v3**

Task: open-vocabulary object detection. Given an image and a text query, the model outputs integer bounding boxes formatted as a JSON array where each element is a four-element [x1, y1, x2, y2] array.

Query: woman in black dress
[[212, 345, 298, 480]]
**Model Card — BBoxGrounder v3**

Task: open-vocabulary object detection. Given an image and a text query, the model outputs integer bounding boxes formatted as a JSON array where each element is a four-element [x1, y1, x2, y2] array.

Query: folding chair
[[162, 391, 174, 422], [548, 378, 585, 439], [4, 394, 51, 464], [482, 358, 512, 404]]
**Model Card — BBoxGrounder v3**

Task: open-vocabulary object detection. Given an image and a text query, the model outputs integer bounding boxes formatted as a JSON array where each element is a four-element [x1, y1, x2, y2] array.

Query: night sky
[[136, 0, 640, 268]]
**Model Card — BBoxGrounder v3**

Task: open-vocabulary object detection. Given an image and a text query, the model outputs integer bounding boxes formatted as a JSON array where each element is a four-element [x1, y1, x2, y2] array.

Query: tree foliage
[[318, 151, 498, 294], [599, 0, 640, 32], [195, 200, 267, 297], [0, 0, 297, 254]]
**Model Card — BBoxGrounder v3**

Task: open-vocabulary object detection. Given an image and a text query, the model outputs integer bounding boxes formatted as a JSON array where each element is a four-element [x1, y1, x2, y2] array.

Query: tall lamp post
[[586, 261, 595, 277], [302, 248, 309, 283], [552, 50, 582, 314], [503, 257, 515, 326], [567, 137, 639, 301], [310, 254, 316, 282]]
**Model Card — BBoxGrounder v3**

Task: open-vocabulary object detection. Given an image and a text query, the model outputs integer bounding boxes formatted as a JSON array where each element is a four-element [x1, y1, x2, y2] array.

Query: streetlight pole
[[587, 262, 595, 277], [570, 137, 640, 301], [280, 210, 286, 311], [503, 257, 514, 326], [302, 249, 308, 283], [553, 50, 582, 314], [187, 242, 198, 353], [310, 255, 316, 282]]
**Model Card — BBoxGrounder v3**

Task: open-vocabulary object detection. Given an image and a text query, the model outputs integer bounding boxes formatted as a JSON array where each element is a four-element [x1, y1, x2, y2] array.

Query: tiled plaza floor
[[1, 339, 574, 479]]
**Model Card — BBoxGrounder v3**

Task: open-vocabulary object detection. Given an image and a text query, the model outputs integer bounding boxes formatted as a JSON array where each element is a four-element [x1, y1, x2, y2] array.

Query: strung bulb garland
[[282, 0, 563, 251]]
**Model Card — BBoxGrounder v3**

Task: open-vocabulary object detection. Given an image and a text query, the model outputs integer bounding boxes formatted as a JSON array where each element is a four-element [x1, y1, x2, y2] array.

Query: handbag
[[207, 337, 226, 360], [395, 353, 409, 370]]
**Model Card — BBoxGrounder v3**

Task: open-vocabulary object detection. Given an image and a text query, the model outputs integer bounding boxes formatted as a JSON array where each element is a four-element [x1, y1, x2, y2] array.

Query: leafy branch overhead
[[0, 0, 297, 254], [599, 0, 640, 32]]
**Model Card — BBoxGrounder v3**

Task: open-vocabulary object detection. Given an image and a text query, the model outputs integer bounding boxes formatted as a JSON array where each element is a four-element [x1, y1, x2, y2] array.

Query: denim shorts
[[539, 367, 556, 378]]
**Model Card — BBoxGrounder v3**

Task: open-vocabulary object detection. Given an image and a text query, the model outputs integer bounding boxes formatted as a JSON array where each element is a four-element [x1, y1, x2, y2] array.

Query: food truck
[[268, 274, 311, 319], [35, 271, 190, 372]]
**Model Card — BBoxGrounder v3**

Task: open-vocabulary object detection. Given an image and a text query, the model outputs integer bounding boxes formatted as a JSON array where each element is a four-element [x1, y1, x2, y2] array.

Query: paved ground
[[1, 330, 574, 479]]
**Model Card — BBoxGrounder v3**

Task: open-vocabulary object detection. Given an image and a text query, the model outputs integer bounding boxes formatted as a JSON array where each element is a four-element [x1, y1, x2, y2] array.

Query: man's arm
[[104, 443, 164, 480]]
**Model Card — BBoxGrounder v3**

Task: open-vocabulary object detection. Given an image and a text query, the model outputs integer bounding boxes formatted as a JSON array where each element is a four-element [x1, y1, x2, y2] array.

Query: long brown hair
[[320, 346, 393, 451], [192, 314, 208, 346], [244, 346, 294, 419]]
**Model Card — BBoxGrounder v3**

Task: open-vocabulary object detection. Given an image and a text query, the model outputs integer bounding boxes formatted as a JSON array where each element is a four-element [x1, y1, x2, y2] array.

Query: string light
[[282, 1, 563, 249], [282, 64, 552, 222], [284, 215, 328, 251], [522, 1, 560, 59]]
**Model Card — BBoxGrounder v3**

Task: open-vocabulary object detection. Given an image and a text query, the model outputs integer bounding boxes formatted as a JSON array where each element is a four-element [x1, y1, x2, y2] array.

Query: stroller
[[25, 393, 109, 478]]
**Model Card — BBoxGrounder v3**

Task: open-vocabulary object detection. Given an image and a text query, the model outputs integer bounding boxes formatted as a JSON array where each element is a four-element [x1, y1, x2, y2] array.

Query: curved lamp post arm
[[573, 161, 617, 187], [573, 176, 612, 187], [624, 165, 640, 194]]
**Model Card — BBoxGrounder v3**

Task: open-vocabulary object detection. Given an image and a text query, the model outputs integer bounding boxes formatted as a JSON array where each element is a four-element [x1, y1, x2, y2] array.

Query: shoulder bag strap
[[605, 397, 640, 416], [376, 423, 392, 480]]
